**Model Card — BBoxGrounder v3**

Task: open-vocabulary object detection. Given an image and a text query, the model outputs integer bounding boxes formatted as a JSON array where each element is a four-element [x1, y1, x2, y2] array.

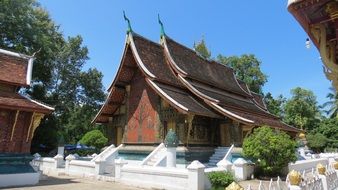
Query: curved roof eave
[[162, 36, 188, 76], [208, 101, 255, 125], [177, 74, 220, 103], [107, 34, 130, 91], [128, 34, 156, 79], [146, 79, 189, 113]]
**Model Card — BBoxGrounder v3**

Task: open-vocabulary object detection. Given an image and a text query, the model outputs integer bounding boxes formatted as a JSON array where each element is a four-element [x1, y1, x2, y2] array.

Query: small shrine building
[[93, 26, 301, 152], [0, 49, 54, 154]]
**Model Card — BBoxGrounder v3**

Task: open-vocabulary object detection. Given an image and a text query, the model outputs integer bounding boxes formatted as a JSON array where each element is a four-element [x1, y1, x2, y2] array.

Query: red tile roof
[[0, 91, 54, 114], [0, 52, 29, 86]]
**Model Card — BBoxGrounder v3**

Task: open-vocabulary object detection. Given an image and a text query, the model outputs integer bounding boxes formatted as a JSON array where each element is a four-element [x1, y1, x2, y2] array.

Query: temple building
[[288, 0, 338, 90], [0, 48, 54, 154], [93, 24, 300, 157]]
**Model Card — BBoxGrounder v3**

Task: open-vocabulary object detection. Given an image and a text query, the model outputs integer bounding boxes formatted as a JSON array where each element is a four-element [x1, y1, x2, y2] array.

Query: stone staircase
[[145, 148, 166, 166], [141, 143, 167, 167], [206, 147, 231, 168]]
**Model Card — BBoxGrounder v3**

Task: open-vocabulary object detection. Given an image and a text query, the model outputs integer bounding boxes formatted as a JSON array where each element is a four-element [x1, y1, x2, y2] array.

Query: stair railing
[[221, 144, 234, 161], [141, 143, 165, 166], [91, 143, 124, 162]]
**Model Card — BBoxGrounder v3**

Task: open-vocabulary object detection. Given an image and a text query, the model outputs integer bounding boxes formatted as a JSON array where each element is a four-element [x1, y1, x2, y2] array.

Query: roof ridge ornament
[[123, 11, 133, 34], [158, 14, 165, 37]]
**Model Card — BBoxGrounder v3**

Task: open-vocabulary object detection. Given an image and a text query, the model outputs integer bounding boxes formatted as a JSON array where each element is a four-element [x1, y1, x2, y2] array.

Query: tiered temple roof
[[94, 31, 300, 133], [0, 49, 54, 114]]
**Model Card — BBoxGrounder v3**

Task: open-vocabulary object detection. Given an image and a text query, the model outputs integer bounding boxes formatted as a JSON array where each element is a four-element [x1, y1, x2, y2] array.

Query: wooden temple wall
[[107, 71, 244, 146], [124, 70, 160, 144], [0, 109, 33, 153]]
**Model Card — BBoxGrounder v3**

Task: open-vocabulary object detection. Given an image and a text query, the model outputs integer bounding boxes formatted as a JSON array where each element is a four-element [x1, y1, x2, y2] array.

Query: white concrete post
[[166, 147, 176, 167], [32, 153, 41, 168], [53, 154, 64, 168], [115, 158, 127, 180], [289, 185, 302, 190], [57, 146, 64, 156], [187, 160, 205, 190], [318, 174, 328, 190], [94, 158, 106, 175], [216, 159, 232, 171], [65, 154, 76, 173], [233, 158, 248, 181]]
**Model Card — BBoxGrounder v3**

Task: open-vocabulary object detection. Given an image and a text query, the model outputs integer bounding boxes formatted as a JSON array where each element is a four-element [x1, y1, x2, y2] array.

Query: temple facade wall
[[124, 70, 160, 144], [107, 70, 245, 147], [0, 109, 33, 153]]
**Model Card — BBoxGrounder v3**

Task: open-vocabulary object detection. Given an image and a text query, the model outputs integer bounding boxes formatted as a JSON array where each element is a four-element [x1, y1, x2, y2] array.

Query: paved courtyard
[[1, 175, 147, 190]]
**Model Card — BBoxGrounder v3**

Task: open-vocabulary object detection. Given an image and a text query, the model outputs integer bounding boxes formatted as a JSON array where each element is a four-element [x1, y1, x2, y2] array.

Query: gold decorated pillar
[[185, 114, 194, 147], [26, 112, 45, 142]]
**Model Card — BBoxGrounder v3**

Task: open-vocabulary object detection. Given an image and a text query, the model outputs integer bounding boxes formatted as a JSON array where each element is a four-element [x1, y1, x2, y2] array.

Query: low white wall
[[119, 165, 189, 190], [0, 173, 39, 188], [68, 160, 95, 178], [289, 158, 329, 173], [35, 157, 56, 175]]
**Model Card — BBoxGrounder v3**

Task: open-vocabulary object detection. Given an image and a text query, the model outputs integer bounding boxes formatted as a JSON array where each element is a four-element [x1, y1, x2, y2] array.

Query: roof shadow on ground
[[0, 176, 79, 189]]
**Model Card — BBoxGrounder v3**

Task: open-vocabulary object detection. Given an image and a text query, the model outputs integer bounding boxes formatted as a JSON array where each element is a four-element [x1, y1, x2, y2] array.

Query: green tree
[[322, 87, 338, 118], [306, 133, 328, 153], [283, 87, 320, 131], [0, 0, 106, 150], [313, 118, 338, 148], [243, 126, 297, 177], [0, 0, 62, 85], [80, 130, 108, 149], [217, 54, 268, 94], [264, 92, 286, 117], [194, 38, 211, 59]]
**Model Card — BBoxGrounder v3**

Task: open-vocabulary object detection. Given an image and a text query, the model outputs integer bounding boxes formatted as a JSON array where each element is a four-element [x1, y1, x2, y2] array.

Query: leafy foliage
[[322, 87, 338, 118], [66, 149, 97, 157], [264, 92, 286, 117], [306, 133, 328, 153], [311, 118, 338, 148], [283, 87, 320, 131], [208, 171, 235, 190], [0, 0, 106, 150], [217, 54, 268, 94], [194, 38, 211, 59], [79, 130, 108, 149], [243, 126, 297, 177]]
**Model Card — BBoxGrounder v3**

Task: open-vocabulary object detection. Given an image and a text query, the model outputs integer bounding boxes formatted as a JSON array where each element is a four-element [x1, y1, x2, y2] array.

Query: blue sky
[[39, 0, 331, 105]]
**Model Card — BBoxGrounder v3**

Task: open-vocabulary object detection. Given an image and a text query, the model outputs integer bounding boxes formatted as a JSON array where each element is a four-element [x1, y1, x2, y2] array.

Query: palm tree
[[322, 87, 338, 118]]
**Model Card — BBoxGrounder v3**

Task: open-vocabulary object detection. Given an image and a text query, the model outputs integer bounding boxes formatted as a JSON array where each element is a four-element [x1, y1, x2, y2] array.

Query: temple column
[[185, 114, 194, 147], [26, 113, 45, 142], [122, 85, 131, 144], [24, 112, 44, 152]]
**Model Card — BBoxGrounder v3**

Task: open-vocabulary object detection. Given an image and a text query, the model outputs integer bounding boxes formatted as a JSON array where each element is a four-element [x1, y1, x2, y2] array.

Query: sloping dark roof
[[0, 91, 54, 114], [162, 35, 300, 132], [251, 92, 267, 110], [164, 37, 250, 97], [0, 52, 29, 86], [147, 80, 220, 118], [93, 33, 220, 123], [132, 34, 182, 87], [93, 31, 300, 132]]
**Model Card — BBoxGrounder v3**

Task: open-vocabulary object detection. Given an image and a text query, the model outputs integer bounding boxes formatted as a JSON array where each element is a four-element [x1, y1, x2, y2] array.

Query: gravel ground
[[1, 175, 147, 190]]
